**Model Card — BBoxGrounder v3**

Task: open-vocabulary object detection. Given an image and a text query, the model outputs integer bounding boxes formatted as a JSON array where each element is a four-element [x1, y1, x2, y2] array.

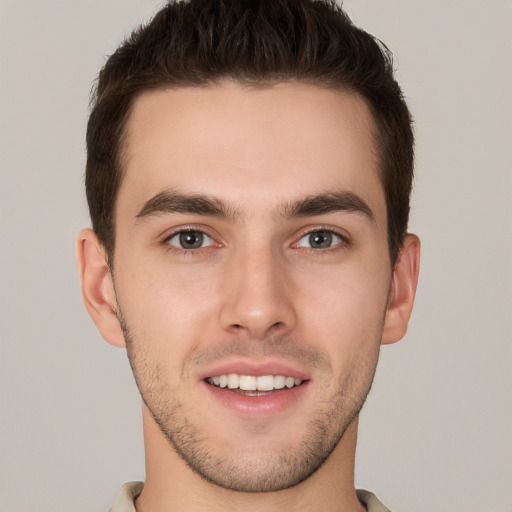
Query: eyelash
[[161, 226, 350, 255], [293, 227, 350, 253], [161, 227, 219, 254]]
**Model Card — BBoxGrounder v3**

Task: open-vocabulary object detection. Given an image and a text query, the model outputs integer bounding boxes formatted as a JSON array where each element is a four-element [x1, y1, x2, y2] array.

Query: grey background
[[1, 1, 511, 511]]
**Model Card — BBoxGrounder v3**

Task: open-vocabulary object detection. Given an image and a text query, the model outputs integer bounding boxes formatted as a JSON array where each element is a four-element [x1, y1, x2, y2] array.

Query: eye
[[296, 229, 344, 249], [165, 230, 214, 250]]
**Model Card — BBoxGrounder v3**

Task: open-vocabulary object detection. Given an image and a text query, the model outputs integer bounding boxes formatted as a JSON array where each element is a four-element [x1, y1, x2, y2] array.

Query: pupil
[[310, 231, 332, 248], [179, 231, 203, 249]]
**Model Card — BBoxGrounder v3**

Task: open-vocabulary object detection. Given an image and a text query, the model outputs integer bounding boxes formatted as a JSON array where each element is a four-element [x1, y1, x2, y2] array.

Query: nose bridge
[[220, 240, 296, 339]]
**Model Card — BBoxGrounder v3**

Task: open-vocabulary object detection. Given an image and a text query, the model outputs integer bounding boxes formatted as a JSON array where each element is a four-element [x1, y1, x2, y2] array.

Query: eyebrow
[[276, 191, 375, 222], [135, 189, 374, 223], [135, 190, 242, 222]]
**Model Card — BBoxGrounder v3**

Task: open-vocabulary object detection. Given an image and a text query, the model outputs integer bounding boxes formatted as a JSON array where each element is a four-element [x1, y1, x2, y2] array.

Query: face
[[112, 82, 393, 491]]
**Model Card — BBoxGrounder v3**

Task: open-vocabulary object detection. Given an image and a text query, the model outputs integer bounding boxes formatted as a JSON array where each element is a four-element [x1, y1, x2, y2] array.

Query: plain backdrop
[[1, 1, 511, 511]]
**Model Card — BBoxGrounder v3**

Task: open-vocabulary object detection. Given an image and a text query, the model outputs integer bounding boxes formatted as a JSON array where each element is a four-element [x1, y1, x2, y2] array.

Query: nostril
[[271, 321, 284, 329]]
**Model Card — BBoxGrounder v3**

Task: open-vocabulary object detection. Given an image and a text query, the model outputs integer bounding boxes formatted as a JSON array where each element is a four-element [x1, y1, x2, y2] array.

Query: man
[[77, 0, 420, 510]]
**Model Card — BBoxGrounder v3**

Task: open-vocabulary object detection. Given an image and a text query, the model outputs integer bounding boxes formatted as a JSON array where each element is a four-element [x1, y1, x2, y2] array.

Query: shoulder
[[108, 481, 143, 512], [356, 489, 393, 512]]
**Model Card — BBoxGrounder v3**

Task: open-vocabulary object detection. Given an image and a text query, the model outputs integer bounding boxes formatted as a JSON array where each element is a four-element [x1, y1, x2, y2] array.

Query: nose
[[219, 246, 297, 340]]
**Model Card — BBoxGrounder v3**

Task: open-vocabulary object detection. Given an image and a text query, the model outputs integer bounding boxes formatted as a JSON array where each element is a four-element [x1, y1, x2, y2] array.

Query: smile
[[206, 374, 304, 391]]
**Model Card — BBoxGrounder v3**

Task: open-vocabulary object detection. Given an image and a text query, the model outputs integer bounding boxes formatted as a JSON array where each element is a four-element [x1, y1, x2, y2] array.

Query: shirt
[[109, 481, 392, 511]]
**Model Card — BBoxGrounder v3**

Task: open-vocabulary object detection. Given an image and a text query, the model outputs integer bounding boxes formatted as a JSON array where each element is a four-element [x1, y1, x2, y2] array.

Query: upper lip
[[198, 359, 311, 381]]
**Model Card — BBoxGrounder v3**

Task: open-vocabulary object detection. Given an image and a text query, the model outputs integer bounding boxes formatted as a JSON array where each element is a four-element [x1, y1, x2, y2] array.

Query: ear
[[76, 228, 126, 348], [381, 234, 420, 345]]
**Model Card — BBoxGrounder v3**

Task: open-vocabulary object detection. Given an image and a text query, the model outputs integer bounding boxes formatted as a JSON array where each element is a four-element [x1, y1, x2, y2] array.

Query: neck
[[135, 406, 365, 512]]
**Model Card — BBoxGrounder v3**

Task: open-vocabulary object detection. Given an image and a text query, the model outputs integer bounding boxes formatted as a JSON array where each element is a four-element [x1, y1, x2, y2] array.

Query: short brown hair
[[86, 0, 414, 264]]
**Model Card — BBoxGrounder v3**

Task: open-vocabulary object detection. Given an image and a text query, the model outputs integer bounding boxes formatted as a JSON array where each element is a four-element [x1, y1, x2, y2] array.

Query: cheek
[[116, 261, 222, 345], [295, 263, 390, 354]]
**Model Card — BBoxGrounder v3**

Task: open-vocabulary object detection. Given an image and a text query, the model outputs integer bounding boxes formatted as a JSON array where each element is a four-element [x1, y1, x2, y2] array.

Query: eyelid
[[167, 231, 214, 249], [161, 225, 222, 249], [291, 226, 350, 250]]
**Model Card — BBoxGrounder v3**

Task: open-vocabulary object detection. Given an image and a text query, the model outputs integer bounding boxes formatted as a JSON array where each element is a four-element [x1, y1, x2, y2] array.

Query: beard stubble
[[120, 313, 382, 493]]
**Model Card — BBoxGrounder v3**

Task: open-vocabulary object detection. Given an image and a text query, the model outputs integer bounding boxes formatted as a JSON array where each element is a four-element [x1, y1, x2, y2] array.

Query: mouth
[[200, 362, 310, 416], [206, 374, 304, 396]]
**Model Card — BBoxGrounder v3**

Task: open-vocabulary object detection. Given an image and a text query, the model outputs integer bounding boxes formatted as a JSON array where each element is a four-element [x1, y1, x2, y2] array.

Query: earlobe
[[381, 234, 421, 345], [76, 228, 126, 348]]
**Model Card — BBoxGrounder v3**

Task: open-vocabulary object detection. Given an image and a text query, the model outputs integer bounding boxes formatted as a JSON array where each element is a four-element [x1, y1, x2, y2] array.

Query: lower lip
[[202, 381, 309, 417]]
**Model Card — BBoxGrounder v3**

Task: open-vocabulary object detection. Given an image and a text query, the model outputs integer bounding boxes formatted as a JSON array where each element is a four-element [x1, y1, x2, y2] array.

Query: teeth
[[207, 374, 304, 391], [227, 373, 239, 389], [274, 375, 286, 389], [239, 375, 257, 390], [256, 375, 274, 391]]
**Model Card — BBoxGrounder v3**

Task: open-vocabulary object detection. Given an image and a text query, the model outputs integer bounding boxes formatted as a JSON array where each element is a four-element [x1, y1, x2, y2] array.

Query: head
[[79, 0, 420, 496], [86, 0, 414, 267]]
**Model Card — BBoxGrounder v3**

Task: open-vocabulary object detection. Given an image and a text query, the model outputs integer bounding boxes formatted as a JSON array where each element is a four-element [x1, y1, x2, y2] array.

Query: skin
[[77, 82, 420, 512]]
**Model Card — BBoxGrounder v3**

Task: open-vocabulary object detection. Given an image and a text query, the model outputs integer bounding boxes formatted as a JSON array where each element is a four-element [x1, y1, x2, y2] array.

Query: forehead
[[118, 82, 384, 222]]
